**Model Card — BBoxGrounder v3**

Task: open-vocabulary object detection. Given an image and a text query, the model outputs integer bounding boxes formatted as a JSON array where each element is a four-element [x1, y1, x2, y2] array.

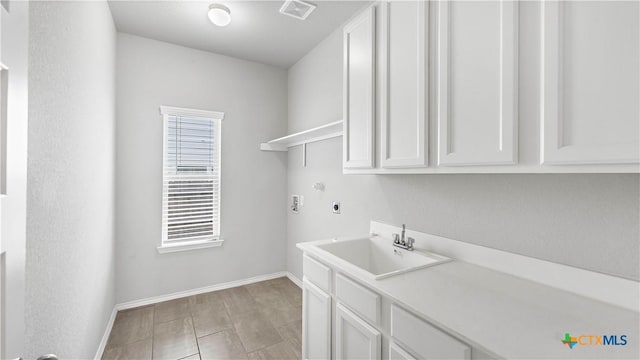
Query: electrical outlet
[[332, 201, 340, 214], [291, 195, 300, 213]]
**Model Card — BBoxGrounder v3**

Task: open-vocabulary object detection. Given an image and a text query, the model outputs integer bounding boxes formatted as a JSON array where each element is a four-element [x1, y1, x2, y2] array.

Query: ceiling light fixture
[[208, 4, 231, 27]]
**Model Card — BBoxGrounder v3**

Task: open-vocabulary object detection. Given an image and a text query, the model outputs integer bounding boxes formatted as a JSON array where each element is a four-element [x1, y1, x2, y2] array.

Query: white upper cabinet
[[341, 1, 638, 174], [343, 6, 376, 169], [389, 342, 416, 360], [379, 1, 428, 168], [436, 0, 519, 166], [541, 1, 640, 165]]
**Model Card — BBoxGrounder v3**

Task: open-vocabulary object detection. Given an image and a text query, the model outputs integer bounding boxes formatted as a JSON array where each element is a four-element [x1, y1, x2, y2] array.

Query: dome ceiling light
[[208, 3, 231, 27]]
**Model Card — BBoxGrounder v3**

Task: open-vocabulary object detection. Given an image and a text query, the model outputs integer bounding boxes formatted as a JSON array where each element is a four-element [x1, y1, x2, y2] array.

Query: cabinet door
[[389, 341, 416, 360], [335, 303, 381, 360], [344, 6, 376, 169], [437, 0, 518, 166], [541, 1, 639, 165], [380, 1, 428, 168], [302, 279, 331, 360]]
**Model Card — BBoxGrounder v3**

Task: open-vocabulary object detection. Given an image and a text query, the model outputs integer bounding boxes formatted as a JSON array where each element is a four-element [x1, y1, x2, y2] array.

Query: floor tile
[[231, 311, 283, 352], [244, 280, 273, 295], [115, 305, 154, 322], [152, 317, 198, 360], [260, 303, 302, 327], [104, 280, 303, 359], [251, 285, 292, 310], [102, 338, 152, 360], [198, 329, 248, 360], [273, 281, 302, 307], [107, 306, 154, 347], [154, 298, 191, 324], [277, 320, 302, 358], [222, 286, 257, 317], [191, 300, 233, 337], [247, 341, 299, 360], [189, 291, 227, 316], [188, 290, 226, 310], [178, 354, 201, 360], [264, 277, 290, 287]]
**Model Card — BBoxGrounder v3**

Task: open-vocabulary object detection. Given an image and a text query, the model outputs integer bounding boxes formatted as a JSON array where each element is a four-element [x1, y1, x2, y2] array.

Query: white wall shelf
[[260, 120, 343, 166], [260, 120, 343, 151]]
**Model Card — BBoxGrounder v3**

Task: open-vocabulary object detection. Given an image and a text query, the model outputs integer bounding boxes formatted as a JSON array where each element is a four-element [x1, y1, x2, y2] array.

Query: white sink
[[315, 236, 450, 279]]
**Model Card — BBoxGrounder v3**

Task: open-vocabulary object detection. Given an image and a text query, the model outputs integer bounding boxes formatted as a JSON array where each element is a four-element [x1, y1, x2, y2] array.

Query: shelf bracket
[[302, 143, 307, 167]]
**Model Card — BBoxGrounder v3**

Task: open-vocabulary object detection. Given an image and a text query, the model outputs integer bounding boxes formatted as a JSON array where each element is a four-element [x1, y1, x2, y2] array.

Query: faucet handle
[[392, 233, 400, 244], [407, 237, 415, 249]]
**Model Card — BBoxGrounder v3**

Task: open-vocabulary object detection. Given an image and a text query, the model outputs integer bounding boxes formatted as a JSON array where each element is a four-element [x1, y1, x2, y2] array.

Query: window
[[159, 106, 224, 253]]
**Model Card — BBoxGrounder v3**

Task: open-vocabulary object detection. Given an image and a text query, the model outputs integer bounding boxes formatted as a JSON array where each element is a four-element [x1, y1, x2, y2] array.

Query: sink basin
[[315, 236, 450, 279]]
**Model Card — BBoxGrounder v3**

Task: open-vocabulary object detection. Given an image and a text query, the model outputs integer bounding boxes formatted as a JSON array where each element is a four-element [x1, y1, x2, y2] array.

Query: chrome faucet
[[393, 224, 414, 251]]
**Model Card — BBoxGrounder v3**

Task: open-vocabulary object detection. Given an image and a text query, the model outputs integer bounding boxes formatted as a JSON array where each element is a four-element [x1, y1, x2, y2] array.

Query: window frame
[[158, 105, 224, 254]]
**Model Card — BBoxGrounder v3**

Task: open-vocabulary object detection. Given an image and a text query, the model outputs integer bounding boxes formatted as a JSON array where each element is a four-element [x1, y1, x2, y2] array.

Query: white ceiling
[[108, 1, 369, 68]]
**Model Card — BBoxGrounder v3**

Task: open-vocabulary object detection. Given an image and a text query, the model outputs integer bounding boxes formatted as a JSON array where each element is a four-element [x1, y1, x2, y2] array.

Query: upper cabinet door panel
[[541, 1, 640, 165], [437, 0, 518, 166], [344, 7, 376, 169], [380, 1, 428, 168]]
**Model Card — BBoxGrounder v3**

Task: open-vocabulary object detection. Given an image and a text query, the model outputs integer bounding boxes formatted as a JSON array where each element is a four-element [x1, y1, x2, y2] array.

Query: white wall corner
[[286, 271, 303, 288]]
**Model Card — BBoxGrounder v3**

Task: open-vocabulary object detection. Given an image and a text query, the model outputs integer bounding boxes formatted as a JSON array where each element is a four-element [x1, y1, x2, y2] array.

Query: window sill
[[157, 239, 224, 254]]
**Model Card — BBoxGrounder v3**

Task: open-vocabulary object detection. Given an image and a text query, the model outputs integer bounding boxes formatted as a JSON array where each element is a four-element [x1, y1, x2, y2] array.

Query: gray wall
[[0, 1, 29, 357], [287, 18, 639, 282], [115, 34, 288, 303], [26, 1, 117, 358]]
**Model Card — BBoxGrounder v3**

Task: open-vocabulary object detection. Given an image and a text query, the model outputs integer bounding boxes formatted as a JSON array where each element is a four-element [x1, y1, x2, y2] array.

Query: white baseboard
[[94, 306, 117, 360], [96, 271, 302, 359], [286, 271, 302, 288], [116, 271, 288, 311]]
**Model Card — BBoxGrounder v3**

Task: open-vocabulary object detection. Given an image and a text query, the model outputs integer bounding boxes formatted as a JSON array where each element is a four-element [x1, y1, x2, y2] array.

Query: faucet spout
[[393, 224, 414, 251]]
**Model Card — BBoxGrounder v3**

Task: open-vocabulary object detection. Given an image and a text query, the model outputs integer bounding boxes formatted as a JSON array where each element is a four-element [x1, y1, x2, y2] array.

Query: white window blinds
[[161, 106, 223, 248]]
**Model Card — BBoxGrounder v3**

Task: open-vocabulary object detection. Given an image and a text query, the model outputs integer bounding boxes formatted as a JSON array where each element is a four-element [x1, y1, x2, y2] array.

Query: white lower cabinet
[[391, 304, 470, 359], [302, 279, 332, 360], [335, 273, 380, 325], [335, 303, 381, 360], [302, 260, 479, 360]]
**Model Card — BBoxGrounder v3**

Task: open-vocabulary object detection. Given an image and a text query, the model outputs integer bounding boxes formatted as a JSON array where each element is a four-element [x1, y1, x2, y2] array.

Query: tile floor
[[102, 277, 302, 360]]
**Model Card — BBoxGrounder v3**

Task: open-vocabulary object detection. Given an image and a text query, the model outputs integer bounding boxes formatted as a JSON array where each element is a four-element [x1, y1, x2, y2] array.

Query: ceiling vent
[[279, 0, 317, 20]]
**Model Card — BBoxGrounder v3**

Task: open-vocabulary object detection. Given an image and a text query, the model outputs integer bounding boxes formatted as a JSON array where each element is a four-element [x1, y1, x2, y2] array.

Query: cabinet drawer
[[335, 273, 380, 325], [391, 304, 470, 359], [303, 254, 331, 292]]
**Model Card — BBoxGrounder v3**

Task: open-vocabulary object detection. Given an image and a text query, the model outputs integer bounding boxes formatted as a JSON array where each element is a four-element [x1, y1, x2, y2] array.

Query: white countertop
[[298, 238, 639, 359]]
